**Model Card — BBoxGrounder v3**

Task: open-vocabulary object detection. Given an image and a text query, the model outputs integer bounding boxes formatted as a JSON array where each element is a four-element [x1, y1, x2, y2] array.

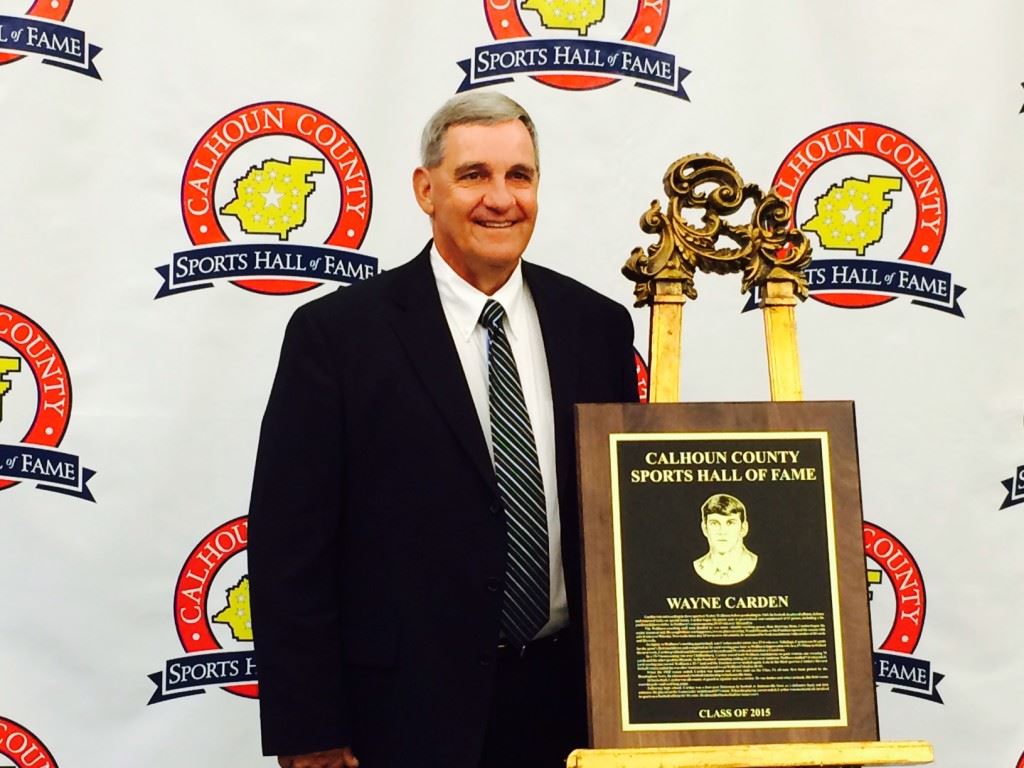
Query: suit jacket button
[[486, 577, 500, 593], [489, 501, 502, 516], [479, 653, 494, 666]]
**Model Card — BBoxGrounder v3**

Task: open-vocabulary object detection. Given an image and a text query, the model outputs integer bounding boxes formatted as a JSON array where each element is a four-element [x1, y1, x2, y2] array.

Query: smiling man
[[248, 92, 638, 768]]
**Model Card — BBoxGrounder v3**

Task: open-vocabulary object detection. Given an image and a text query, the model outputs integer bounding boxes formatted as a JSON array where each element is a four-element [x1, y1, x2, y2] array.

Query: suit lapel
[[386, 246, 496, 491]]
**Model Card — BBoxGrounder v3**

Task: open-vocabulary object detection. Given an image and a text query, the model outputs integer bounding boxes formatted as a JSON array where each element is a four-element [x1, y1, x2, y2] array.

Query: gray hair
[[419, 92, 539, 170]]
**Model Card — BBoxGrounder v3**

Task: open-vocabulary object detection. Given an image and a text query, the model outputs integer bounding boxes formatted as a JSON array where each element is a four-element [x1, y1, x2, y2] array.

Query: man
[[692, 493, 758, 586], [248, 92, 638, 768]]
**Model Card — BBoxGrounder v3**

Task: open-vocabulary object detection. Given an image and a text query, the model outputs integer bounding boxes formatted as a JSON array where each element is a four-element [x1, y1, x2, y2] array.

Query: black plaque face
[[610, 431, 846, 732]]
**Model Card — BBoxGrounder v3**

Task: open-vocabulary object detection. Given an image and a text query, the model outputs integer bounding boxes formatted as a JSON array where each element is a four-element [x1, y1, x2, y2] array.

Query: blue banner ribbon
[[999, 465, 1024, 509], [155, 243, 379, 299], [0, 15, 101, 78], [873, 651, 944, 703], [147, 650, 257, 704], [458, 39, 690, 100], [0, 443, 95, 501], [742, 258, 965, 316]]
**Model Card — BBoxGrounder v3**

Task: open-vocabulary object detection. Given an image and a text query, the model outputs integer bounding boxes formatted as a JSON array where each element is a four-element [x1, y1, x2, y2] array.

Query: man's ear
[[412, 167, 434, 216]]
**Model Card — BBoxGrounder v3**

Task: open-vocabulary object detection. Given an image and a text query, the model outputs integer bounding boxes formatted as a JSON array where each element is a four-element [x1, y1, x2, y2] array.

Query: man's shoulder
[[523, 260, 628, 318], [292, 250, 425, 323]]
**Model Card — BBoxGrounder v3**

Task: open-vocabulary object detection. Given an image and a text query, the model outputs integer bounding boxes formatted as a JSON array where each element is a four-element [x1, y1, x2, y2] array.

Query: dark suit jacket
[[248, 244, 638, 767]]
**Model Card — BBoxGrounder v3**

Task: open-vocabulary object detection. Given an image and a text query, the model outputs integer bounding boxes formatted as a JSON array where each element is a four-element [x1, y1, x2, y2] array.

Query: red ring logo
[[484, 0, 669, 91], [0, 718, 58, 768], [863, 522, 925, 654], [0, 0, 73, 66], [0, 306, 71, 493], [180, 101, 372, 296], [173, 516, 255, 698], [772, 122, 947, 309]]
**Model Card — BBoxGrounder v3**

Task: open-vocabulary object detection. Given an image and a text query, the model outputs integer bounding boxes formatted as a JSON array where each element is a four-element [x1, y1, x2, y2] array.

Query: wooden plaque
[[575, 401, 877, 748]]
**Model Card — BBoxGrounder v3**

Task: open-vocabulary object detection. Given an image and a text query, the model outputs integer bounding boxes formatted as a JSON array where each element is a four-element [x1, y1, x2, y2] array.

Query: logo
[[156, 101, 378, 298], [864, 522, 943, 703], [0, 718, 58, 768], [998, 410, 1024, 509], [459, 0, 689, 99], [0, 1, 100, 78], [0, 305, 95, 500], [771, 122, 965, 315], [634, 349, 649, 403], [148, 516, 256, 704]]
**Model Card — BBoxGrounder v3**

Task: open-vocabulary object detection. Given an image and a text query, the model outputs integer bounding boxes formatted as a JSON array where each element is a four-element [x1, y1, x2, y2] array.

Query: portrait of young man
[[247, 91, 639, 768], [692, 492, 759, 586]]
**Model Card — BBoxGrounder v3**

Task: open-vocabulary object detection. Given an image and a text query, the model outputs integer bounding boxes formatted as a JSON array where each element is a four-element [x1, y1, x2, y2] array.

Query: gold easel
[[621, 153, 810, 403], [571, 155, 933, 768]]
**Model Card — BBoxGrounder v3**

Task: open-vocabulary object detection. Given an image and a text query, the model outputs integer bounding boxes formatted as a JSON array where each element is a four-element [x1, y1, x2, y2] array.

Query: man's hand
[[278, 747, 359, 768]]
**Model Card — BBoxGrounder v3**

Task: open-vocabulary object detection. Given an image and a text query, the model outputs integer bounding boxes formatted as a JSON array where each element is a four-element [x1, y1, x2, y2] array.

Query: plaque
[[576, 401, 877, 748]]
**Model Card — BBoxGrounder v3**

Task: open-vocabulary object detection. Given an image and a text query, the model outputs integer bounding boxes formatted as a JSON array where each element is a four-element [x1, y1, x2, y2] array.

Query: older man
[[248, 92, 638, 768]]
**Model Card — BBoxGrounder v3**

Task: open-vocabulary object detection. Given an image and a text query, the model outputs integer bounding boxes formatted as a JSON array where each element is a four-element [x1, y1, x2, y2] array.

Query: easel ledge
[[567, 740, 933, 767]]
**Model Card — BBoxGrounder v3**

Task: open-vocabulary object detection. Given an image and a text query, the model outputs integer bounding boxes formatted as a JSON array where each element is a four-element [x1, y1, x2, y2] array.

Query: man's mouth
[[476, 221, 515, 228]]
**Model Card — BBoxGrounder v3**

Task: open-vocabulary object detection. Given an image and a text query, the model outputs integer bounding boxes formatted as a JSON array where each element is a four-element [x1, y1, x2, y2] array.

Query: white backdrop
[[1, 1, 1022, 766]]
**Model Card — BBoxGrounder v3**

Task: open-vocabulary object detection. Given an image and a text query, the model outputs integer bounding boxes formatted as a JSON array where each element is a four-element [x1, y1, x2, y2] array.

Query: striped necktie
[[479, 299, 549, 645]]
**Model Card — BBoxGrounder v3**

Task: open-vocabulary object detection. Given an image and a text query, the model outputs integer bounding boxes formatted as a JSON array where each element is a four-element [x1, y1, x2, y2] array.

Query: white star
[[840, 203, 860, 224], [262, 186, 284, 208]]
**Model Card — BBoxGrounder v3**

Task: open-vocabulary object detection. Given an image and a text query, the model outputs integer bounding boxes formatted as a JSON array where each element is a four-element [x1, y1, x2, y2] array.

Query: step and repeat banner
[[1, 1, 1022, 766]]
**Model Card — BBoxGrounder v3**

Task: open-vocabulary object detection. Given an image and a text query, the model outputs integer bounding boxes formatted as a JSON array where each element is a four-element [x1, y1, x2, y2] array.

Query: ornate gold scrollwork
[[622, 153, 811, 306], [625, 153, 812, 402]]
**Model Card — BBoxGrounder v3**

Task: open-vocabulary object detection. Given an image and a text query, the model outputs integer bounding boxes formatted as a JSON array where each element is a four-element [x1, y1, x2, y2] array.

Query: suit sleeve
[[612, 302, 640, 404], [247, 305, 352, 756]]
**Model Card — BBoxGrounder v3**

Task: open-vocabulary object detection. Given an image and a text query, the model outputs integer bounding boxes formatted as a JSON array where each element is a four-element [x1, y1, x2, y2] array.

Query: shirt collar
[[430, 245, 526, 342]]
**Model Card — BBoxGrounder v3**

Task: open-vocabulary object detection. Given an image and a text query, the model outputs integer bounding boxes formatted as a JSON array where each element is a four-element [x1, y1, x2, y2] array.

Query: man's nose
[[482, 178, 514, 209]]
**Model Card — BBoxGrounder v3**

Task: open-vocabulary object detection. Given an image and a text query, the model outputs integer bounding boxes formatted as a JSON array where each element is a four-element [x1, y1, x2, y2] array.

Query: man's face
[[702, 512, 747, 555], [413, 120, 538, 293]]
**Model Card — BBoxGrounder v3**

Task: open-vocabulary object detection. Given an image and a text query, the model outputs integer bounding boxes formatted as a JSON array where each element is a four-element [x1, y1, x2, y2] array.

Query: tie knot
[[479, 299, 506, 331]]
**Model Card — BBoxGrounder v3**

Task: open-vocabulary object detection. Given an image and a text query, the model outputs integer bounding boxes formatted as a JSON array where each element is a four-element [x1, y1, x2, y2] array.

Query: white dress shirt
[[430, 247, 568, 638]]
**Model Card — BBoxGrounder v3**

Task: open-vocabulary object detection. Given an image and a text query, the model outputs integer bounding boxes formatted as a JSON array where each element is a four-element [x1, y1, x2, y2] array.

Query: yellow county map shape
[[521, 0, 605, 35], [802, 175, 902, 256], [0, 356, 20, 422], [220, 157, 325, 241], [212, 575, 252, 642]]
